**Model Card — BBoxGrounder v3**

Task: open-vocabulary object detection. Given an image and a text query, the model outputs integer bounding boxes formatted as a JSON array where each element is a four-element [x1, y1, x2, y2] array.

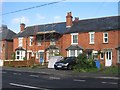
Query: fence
[[3, 60, 35, 67]]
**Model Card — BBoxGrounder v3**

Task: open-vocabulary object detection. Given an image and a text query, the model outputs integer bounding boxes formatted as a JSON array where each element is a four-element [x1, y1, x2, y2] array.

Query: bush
[[73, 53, 96, 72]]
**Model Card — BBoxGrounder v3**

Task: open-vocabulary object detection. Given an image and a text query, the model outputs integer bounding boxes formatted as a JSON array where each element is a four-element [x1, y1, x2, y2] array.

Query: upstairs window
[[30, 37, 34, 46], [89, 32, 95, 44], [50, 41, 56, 45], [71, 33, 78, 44], [103, 32, 108, 43], [18, 37, 23, 47]]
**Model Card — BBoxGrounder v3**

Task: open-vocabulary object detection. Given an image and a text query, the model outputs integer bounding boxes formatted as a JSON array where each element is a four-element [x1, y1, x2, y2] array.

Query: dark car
[[54, 57, 77, 70]]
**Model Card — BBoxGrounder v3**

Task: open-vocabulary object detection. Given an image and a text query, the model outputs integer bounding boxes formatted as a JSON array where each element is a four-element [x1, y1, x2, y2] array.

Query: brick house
[[63, 13, 120, 66], [13, 23, 66, 64], [0, 25, 16, 61], [13, 12, 120, 66]]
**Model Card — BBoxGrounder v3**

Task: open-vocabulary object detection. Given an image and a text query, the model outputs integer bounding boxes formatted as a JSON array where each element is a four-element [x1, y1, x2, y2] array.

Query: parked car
[[54, 57, 77, 70]]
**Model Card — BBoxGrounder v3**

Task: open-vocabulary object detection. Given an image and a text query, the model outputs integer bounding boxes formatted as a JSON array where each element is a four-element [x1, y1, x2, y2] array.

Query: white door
[[105, 51, 112, 66]]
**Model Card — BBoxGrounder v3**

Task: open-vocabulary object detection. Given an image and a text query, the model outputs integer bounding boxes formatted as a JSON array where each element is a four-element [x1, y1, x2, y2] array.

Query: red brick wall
[[1, 40, 13, 60], [62, 30, 119, 66]]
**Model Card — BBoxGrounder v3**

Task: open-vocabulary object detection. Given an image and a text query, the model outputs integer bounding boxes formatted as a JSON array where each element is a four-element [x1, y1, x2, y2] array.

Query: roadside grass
[[100, 66, 119, 74], [73, 65, 119, 74]]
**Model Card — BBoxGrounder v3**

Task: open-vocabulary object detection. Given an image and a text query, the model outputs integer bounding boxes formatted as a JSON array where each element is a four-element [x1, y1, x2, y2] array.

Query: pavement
[[1, 66, 120, 80]]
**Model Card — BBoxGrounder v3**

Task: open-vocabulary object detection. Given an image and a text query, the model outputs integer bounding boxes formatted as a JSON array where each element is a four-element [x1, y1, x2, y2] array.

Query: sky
[[1, 0, 119, 33]]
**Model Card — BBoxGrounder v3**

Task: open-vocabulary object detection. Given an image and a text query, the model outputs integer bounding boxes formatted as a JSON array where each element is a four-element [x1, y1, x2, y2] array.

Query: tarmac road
[[1, 67, 119, 90]]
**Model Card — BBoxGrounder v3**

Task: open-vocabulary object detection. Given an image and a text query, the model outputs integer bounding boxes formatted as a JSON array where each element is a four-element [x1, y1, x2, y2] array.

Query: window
[[71, 33, 78, 44], [100, 52, 104, 60], [103, 32, 108, 43], [16, 50, 25, 60], [18, 37, 23, 47], [69, 50, 82, 57], [70, 50, 75, 57], [50, 41, 56, 45], [38, 41, 42, 46], [89, 32, 95, 44], [30, 37, 34, 46]]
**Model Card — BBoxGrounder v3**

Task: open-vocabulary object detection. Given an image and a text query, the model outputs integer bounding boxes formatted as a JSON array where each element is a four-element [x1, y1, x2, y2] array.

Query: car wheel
[[68, 65, 72, 70]]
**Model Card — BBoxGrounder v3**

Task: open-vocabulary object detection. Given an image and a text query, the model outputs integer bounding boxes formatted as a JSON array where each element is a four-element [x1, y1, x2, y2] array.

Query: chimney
[[74, 17, 79, 22], [20, 23, 25, 32], [66, 12, 73, 28]]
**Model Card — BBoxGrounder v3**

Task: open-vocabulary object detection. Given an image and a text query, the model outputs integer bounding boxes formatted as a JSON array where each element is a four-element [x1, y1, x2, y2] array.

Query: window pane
[[106, 52, 108, 59], [104, 33, 108, 37], [17, 51, 20, 55], [70, 50, 75, 57], [17, 56, 19, 59], [109, 52, 111, 60], [73, 35, 78, 43], [104, 38, 108, 43], [90, 33, 94, 43], [100, 53, 104, 59]]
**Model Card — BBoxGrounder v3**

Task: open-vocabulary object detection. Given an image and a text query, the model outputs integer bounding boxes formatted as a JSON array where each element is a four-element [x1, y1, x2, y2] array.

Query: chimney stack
[[66, 12, 73, 28], [74, 17, 79, 22], [20, 23, 25, 32]]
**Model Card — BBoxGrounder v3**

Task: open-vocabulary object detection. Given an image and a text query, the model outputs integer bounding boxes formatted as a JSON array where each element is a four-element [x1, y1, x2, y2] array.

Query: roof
[[15, 47, 26, 51], [0, 25, 16, 41], [14, 15, 119, 38], [45, 45, 59, 51], [66, 16, 120, 34], [14, 22, 66, 38], [66, 45, 83, 50]]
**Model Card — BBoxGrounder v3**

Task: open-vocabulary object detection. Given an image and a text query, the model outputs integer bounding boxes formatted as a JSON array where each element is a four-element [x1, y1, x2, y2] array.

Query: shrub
[[73, 53, 96, 72]]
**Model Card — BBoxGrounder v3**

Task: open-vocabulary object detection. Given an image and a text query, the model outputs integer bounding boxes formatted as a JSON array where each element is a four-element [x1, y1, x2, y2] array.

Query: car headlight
[[63, 63, 69, 66]]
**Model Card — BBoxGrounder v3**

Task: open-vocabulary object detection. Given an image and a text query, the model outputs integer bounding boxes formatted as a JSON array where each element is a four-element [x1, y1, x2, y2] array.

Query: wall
[[62, 30, 119, 66]]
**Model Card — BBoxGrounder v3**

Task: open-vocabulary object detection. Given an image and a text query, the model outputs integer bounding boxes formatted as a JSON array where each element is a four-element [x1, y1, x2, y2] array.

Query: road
[[1, 69, 119, 90]]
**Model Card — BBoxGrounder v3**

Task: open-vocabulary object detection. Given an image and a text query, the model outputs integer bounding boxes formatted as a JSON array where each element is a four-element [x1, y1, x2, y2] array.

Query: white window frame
[[100, 52, 104, 60], [36, 51, 39, 59], [50, 41, 56, 45], [30, 36, 34, 46], [71, 33, 78, 45], [68, 50, 82, 57], [18, 37, 23, 47], [16, 50, 25, 60], [89, 32, 95, 44], [103, 32, 108, 43]]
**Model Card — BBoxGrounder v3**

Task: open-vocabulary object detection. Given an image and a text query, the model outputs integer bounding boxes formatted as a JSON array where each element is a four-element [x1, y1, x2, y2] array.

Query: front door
[[105, 51, 112, 66], [39, 52, 44, 64]]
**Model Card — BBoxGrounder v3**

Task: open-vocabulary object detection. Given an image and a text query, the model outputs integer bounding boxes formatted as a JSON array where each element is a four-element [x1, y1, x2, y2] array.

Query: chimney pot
[[20, 23, 25, 32]]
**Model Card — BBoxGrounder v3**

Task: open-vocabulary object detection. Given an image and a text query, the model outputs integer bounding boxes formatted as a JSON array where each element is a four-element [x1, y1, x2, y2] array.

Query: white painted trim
[[89, 32, 95, 44], [38, 50, 44, 52], [103, 32, 108, 43], [29, 36, 34, 46], [27, 50, 32, 52], [71, 33, 78, 45], [18, 37, 23, 47]]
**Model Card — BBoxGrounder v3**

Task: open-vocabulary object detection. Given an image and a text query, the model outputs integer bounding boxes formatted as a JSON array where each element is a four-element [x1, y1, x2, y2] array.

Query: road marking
[[101, 82, 118, 85], [29, 75, 39, 77], [73, 79, 86, 82], [96, 77, 119, 80], [49, 76, 60, 80], [13, 73, 21, 75], [9, 83, 51, 90], [2, 72, 6, 74]]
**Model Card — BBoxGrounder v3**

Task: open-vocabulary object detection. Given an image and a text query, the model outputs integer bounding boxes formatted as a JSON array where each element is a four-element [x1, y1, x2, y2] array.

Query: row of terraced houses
[[0, 12, 120, 67]]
